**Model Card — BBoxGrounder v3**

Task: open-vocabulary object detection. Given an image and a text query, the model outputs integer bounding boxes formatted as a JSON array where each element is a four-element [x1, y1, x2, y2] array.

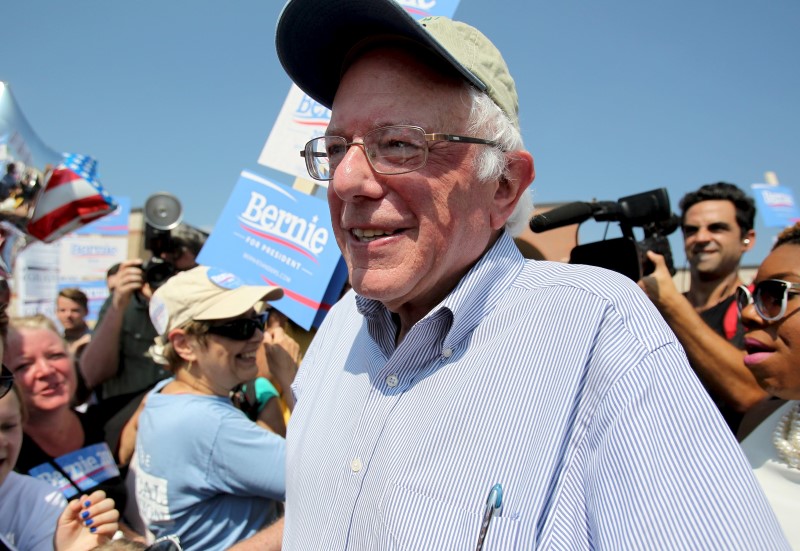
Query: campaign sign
[[397, 0, 461, 18], [751, 184, 800, 228], [27, 442, 120, 499], [258, 85, 330, 186], [57, 234, 127, 281], [198, 170, 345, 330]]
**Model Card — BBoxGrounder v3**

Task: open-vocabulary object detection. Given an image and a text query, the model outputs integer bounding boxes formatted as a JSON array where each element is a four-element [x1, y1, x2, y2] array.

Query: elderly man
[[233, 1, 789, 549]]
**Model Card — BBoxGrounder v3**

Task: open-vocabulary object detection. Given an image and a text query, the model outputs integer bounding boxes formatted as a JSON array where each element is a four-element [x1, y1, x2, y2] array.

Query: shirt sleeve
[[544, 342, 789, 549]]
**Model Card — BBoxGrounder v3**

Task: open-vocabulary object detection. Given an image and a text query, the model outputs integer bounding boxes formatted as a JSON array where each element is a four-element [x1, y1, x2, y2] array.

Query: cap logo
[[400, 0, 437, 11], [207, 266, 245, 290], [149, 295, 169, 336]]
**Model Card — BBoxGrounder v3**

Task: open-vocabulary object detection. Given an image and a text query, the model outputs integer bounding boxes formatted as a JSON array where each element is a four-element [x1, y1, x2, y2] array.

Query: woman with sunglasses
[[738, 222, 800, 546], [134, 266, 286, 551]]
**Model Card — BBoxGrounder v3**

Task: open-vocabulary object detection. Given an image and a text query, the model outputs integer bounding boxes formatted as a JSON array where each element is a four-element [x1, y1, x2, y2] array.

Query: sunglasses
[[207, 313, 267, 341], [737, 279, 800, 322], [0, 364, 13, 400]]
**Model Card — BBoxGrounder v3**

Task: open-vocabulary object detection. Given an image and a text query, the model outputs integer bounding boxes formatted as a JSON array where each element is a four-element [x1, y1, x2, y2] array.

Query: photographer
[[638, 182, 768, 435], [79, 224, 207, 452]]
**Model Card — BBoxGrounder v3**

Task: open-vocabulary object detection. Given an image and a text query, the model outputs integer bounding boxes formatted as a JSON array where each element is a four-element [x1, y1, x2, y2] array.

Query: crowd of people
[[1, 0, 799, 548], [0, 224, 303, 549]]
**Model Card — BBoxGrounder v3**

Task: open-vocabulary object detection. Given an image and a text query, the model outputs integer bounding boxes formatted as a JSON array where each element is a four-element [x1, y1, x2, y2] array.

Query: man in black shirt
[[639, 182, 768, 435]]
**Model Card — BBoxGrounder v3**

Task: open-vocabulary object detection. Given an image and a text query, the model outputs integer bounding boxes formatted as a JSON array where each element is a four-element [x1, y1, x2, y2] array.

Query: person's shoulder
[[517, 259, 640, 297], [1, 471, 67, 508], [515, 260, 671, 342]]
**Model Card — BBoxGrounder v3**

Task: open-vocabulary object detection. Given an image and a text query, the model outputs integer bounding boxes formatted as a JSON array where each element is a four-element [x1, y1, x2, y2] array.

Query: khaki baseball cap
[[148, 265, 284, 337], [275, 0, 520, 129]]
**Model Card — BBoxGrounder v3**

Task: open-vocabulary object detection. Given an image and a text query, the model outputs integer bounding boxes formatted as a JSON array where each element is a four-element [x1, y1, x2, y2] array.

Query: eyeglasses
[[737, 279, 800, 322], [207, 313, 267, 341], [300, 125, 501, 181], [0, 364, 13, 400], [146, 535, 183, 551]]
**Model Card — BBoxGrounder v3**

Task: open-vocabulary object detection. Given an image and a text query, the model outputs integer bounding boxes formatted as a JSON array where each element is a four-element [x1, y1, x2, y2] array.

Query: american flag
[[27, 153, 116, 242]]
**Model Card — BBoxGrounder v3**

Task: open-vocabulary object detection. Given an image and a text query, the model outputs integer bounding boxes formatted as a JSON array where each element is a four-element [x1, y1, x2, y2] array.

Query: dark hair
[[170, 224, 208, 257], [106, 262, 121, 278], [772, 221, 800, 250], [57, 287, 89, 311], [679, 182, 756, 234]]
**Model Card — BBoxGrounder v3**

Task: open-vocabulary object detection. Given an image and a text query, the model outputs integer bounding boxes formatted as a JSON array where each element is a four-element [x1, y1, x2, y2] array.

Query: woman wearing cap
[[738, 222, 800, 546], [134, 266, 286, 551]]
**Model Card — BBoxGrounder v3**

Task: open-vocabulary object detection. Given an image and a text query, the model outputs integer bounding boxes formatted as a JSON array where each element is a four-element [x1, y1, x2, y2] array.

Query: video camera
[[530, 187, 679, 281], [142, 192, 183, 290]]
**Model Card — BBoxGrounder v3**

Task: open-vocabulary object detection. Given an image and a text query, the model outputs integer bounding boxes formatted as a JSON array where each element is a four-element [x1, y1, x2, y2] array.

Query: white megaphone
[[143, 192, 183, 231]]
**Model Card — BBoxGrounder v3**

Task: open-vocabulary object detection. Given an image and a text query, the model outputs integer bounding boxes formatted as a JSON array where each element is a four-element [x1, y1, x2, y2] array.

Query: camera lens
[[143, 257, 176, 290]]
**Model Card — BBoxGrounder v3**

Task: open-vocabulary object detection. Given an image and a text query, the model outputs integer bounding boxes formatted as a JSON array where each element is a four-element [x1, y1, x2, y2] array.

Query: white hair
[[465, 88, 533, 237]]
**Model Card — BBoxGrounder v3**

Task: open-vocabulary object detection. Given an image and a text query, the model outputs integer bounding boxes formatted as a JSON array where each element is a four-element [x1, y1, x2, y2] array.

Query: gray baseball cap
[[275, 0, 520, 129]]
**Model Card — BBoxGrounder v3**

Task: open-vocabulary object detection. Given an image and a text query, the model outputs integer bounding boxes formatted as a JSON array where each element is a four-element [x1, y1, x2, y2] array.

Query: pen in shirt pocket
[[475, 483, 503, 551]]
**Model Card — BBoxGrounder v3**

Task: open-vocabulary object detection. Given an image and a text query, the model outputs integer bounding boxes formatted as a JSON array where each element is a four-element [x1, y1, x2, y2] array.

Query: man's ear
[[489, 151, 535, 230], [742, 229, 756, 252], [169, 329, 197, 363]]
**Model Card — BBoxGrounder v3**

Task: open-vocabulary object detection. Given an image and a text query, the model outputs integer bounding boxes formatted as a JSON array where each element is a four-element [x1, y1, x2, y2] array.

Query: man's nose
[[330, 144, 384, 201], [692, 227, 714, 243]]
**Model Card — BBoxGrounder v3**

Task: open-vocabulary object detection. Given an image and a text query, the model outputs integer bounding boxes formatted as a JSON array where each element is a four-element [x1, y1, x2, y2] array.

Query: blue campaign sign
[[751, 184, 800, 228], [198, 170, 345, 330], [397, 0, 460, 18], [27, 442, 120, 499]]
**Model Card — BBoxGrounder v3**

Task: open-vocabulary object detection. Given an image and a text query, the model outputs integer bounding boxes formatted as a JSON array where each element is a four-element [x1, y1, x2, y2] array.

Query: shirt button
[[442, 348, 453, 358], [350, 458, 362, 473], [386, 374, 399, 388]]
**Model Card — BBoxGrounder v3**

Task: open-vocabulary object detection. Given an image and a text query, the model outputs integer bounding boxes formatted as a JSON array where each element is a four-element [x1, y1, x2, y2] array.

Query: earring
[[743, 239, 750, 245]]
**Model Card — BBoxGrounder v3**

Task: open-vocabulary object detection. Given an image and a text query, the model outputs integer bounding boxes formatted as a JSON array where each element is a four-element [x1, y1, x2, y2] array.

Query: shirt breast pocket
[[377, 482, 521, 550]]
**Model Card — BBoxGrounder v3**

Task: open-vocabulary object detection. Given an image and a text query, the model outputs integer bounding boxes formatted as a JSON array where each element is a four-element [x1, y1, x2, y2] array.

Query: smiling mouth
[[352, 228, 400, 242], [41, 382, 64, 394]]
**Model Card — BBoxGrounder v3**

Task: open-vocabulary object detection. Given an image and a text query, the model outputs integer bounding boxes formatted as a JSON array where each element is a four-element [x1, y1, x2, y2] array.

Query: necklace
[[772, 401, 800, 470], [174, 370, 221, 396]]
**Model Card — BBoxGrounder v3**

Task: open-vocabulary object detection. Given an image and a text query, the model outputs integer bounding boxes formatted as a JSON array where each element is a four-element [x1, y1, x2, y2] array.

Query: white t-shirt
[[741, 400, 800, 547], [0, 471, 67, 551]]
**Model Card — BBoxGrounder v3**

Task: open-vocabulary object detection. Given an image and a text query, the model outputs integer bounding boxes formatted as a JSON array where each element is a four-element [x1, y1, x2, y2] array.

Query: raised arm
[[639, 251, 768, 411], [79, 260, 144, 389]]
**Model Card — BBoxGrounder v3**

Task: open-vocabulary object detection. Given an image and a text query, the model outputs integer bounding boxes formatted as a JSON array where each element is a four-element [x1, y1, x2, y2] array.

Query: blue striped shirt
[[283, 232, 788, 550]]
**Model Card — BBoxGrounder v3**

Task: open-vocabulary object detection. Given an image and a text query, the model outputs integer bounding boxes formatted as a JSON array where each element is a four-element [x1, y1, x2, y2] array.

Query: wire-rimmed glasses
[[300, 125, 500, 181]]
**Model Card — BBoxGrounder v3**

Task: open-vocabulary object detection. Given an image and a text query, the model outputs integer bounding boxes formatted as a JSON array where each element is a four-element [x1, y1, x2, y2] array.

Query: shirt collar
[[356, 231, 526, 349]]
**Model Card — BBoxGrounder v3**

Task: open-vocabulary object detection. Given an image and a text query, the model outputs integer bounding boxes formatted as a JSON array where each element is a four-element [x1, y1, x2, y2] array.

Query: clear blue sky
[[2, 0, 798, 268]]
